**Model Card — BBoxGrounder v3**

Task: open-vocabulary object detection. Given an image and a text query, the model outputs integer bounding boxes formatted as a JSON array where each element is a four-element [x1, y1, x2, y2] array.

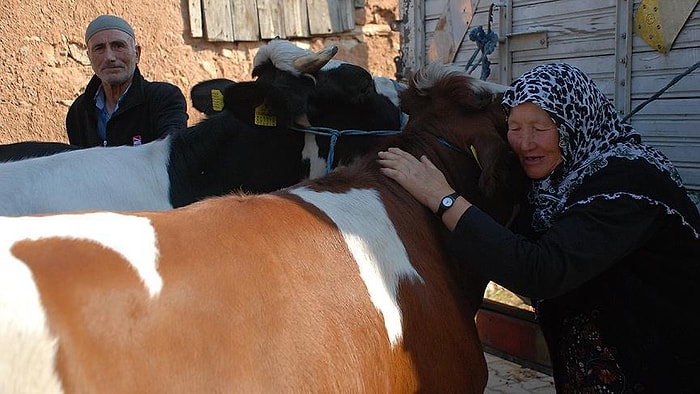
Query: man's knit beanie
[[85, 15, 135, 44]]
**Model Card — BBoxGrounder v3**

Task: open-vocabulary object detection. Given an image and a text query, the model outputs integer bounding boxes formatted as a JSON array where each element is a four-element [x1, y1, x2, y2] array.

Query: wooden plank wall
[[423, 0, 504, 82], [416, 0, 699, 191], [189, 0, 358, 42], [189, 0, 204, 38], [284, 0, 310, 37], [628, 1, 700, 190], [232, 0, 260, 41], [201, 0, 235, 41], [308, 0, 355, 35]]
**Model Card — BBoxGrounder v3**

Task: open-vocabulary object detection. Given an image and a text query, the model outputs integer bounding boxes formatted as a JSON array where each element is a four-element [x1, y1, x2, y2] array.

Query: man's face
[[87, 29, 140, 87]]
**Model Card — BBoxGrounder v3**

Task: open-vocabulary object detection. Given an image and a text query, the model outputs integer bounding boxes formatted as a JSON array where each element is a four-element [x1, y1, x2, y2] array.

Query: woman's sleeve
[[448, 197, 661, 299]]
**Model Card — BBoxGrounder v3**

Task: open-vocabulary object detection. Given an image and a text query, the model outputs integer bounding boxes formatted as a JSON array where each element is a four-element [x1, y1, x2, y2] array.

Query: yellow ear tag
[[254, 103, 277, 126], [211, 89, 224, 112], [470, 145, 482, 170]]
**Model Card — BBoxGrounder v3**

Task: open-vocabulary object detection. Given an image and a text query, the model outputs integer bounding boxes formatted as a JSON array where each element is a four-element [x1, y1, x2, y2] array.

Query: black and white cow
[[0, 141, 80, 162], [191, 61, 405, 131], [191, 43, 406, 177], [0, 40, 398, 216]]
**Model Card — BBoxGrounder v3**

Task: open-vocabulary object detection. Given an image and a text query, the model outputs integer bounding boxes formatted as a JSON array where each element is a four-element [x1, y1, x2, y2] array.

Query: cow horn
[[293, 45, 338, 74]]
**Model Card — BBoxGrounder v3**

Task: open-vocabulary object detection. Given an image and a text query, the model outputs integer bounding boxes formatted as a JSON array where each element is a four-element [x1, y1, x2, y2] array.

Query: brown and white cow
[[0, 62, 524, 393]]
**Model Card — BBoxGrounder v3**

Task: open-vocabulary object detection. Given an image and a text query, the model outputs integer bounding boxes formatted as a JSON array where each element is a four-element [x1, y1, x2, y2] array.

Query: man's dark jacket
[[66, 67, 188, 147]]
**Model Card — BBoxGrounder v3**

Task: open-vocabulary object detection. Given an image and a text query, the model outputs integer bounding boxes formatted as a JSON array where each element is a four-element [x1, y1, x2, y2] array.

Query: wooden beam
[[188, 0, 204, 38], [308, 0, 355, 34], [308, 0, 333, 34], [232, 0, 260, 41], [476, 300, 552, 374], [614, 0, 633, 116], [284, 0, 310, 38], [258, 0, 285, 39], [398, 0, 426, 77], [202, 0, 235, 41], [341, 0, 355, 31]]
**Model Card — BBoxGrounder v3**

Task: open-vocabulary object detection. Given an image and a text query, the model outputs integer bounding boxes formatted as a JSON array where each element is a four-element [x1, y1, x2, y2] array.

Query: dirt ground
[[0, 0, 401, 144]]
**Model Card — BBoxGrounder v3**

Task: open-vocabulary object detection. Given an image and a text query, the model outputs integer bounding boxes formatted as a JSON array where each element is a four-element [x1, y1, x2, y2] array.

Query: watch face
[[442, 197, 454, 207]]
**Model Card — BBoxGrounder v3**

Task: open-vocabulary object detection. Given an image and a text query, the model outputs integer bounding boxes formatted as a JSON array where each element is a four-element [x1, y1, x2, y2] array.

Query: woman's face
[[507, 102, 563, 180]]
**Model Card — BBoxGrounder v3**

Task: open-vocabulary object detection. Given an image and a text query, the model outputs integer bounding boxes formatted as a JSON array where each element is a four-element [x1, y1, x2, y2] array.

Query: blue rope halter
[[290, 126, 402, 175]]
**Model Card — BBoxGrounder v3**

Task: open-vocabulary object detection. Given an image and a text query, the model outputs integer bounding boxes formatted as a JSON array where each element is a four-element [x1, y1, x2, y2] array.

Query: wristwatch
[[436, 192, 460, 218]]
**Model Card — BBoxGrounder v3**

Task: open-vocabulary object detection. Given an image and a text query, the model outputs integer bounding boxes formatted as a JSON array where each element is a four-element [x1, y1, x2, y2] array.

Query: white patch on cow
[[372, 76, 404, 107], [253, 40, 304, 75], [373, 76, 409, 129], [0, 254, 63, 393], [0, 212, 161, 392], [302, 133, 327, 179], [0, 138, 172, 216], [0, 212, 162, 296], [290, 187, 422, 347], [255, 40, 341, 77]]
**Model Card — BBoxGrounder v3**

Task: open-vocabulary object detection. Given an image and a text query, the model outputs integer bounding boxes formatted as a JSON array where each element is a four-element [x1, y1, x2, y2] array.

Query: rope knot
[[468, 26, 498, 55], [466, 26, 499, 80]]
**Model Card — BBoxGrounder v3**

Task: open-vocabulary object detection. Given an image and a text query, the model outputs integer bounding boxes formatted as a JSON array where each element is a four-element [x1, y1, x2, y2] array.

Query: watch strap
[[436, 192, 460, 218]]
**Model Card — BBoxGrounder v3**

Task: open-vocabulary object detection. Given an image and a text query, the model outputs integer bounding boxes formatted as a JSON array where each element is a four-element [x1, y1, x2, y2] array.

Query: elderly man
[[66, 15, 188, 147]]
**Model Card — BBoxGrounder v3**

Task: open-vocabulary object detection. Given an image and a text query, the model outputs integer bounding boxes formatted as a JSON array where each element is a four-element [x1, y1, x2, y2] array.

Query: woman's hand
[[378, 147, 472, 230], [377, 147, 455, 213]]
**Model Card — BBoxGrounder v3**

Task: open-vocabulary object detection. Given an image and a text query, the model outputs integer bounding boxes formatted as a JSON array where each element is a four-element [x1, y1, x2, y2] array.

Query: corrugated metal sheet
[[399, 0, 700, 191]]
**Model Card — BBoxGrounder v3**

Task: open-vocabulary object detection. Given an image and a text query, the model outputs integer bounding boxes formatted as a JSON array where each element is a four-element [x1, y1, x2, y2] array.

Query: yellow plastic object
[[211, 89, 224, 112], [634, 0, 698, 53], [254, 103, 277, 127]]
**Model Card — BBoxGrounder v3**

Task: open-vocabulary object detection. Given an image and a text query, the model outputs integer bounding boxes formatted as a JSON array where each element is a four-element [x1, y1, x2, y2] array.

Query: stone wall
[[0, 0, 400, 144]]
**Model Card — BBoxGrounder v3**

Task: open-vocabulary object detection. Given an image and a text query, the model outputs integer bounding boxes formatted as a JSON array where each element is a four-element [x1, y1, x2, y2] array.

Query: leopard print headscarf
[[502, 63, 690, 233]]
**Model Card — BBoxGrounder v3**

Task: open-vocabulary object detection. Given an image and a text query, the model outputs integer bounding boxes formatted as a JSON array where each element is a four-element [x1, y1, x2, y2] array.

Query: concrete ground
[[485, 352, 555, 393]]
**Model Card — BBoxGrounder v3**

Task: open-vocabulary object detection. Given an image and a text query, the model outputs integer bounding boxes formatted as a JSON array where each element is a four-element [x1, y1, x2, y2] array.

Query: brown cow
[[0, 62, 523, 393]]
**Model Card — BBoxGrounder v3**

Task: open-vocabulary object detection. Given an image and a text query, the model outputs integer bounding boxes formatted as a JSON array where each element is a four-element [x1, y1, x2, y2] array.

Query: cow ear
[[451, 78, 500, 111], [222, 82, 267, 125], [471, 131, 512, 198], [397, 86, 425, 116], [467, 100, 520, 199], [190, 79, 235, 115]]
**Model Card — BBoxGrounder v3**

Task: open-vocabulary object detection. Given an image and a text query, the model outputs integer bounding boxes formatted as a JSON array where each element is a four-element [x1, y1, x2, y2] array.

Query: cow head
[[225, 39, 339, 129], [306, 62, 404, 132], [171, 41, 341, 202], [398, 62, 527, 224], [189, 40, 403, 133]]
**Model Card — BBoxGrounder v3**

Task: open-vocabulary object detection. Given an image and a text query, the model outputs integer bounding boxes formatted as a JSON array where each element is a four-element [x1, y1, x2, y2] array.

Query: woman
[[378, 63, 700, 392]]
